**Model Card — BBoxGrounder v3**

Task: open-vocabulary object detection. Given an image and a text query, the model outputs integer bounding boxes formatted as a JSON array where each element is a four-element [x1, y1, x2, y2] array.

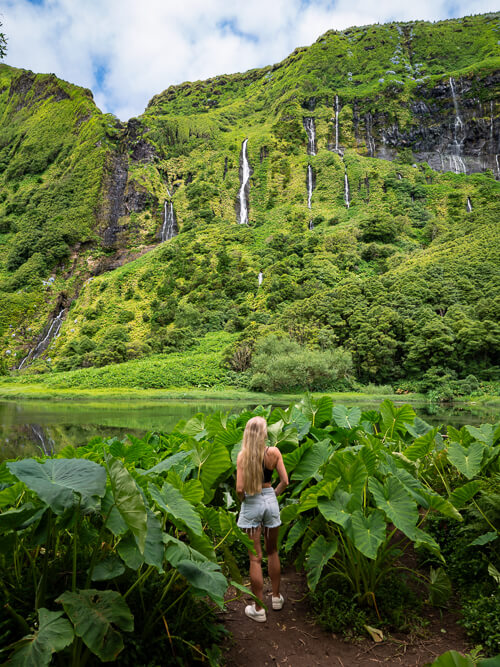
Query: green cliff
[[0, 13, 499, 393]]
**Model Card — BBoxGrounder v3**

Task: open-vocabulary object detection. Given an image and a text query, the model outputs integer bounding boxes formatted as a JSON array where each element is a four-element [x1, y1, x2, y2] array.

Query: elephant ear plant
[[279, 399, 458, 614], [0, 446, 247, 666]]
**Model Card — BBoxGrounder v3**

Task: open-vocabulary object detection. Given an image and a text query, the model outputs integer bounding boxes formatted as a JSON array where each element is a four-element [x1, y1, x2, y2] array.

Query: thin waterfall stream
[[18, 308, 66, 369], [160, 201, 177, 241], [303, 118, 316, 156], [238, 138, 251, 224], [449, 77, 467, 174]]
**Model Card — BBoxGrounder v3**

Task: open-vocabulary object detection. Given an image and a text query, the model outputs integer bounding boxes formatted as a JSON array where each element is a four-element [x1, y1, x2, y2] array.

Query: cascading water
[[18, 308, 66, 369], [238, 138, 251, 224], [258, 271, 263, 286], [160, 201, 177, 241], [303, 117, 316, 156], [344, 171, 350, 208], [308, 220, 314, 230], [449, 77, 467, 174], [334, 95, 340, 152], [466, 197, 472, 212], [307, 165, 314, 209], [365, 114, 376, 157]]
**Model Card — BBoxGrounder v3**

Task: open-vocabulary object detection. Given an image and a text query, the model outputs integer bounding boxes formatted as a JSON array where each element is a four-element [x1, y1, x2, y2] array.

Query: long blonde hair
[[239, 416, 268, 496]]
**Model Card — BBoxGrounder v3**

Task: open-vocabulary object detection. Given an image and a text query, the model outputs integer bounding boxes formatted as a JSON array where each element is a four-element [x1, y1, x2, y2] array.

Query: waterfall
[[344, 171, 350, 209], [18, 308, 66, 369], [258, 271, 263, 286], [308, 220, 314, 230], [160, 201, 177, 241], [496, 155, 500, 179], [307, 165, 314, 209], [365, 114, 376, 157], [303, 117, 316, 156], [449, 77, 466, 174], [166, 185, 172, 198], [397, 173, 402, 180], [238, 138, 251, 224], [466, 197, 472, 212], [334, 95, 339, 151]]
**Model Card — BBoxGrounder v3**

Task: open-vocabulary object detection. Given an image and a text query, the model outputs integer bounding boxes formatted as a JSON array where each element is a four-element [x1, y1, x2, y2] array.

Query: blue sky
[[2, 0, 498, 120]]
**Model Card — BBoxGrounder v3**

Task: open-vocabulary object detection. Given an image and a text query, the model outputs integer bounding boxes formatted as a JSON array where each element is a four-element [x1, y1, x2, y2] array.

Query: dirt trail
[[221, 568, 469, 667]]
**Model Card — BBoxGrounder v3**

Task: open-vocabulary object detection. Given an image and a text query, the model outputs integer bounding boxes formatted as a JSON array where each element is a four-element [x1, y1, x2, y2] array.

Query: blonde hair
[[239, 416, 268, 496]]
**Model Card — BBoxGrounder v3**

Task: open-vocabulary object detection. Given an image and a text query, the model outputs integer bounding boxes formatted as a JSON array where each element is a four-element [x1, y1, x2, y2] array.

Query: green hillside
[[0, 13, 499, 395]]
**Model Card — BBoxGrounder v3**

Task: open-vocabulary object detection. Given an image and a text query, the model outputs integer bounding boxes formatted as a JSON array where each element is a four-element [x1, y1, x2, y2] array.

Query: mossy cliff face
[[0, 13, 499, 387]]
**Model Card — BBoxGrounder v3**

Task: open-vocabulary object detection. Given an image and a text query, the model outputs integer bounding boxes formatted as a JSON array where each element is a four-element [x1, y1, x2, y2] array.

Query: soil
[[221, 567, 470, 667]]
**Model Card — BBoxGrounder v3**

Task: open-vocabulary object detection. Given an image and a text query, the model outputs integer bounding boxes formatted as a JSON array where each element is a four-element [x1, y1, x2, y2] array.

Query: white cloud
[[2, 0, 498, 120]]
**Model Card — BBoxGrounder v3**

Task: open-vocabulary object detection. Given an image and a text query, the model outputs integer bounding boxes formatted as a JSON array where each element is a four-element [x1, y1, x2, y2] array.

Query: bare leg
[[247, 526, 263, 610], [264, 526, 281, 597]]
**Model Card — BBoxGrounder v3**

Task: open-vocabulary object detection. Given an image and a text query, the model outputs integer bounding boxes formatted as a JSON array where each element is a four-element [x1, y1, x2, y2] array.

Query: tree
[[0, 20, 7, 59]]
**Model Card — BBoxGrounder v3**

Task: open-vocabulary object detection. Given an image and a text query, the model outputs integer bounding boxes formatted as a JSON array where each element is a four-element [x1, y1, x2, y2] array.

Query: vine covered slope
[[0, 13, 499, 389]]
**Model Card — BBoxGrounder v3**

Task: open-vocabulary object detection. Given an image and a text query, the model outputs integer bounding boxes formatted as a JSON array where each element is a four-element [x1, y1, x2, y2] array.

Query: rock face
[[355, 72, 500, 177], [99, 152, 129, 247]]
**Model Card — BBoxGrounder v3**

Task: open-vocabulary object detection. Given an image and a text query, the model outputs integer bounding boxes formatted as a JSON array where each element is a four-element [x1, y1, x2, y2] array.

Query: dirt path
[[221, 568, 469, 667]]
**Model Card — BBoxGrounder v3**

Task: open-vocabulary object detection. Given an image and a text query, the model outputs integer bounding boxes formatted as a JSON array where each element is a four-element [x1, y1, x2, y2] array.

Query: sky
[[1, 0, 498, 120]]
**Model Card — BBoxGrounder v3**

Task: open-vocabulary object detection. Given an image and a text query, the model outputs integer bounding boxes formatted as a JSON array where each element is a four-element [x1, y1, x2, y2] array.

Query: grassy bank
[[0, 380, 411, 404]]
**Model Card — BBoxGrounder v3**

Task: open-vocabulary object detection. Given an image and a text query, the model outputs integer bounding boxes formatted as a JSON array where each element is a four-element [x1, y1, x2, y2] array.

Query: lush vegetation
[[0, 14, 498, 396], [0, 398, 499, 664]]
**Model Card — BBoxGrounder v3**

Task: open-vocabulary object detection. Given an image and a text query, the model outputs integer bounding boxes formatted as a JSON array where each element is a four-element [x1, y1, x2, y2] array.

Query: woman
[[236, 416, 289, 622]]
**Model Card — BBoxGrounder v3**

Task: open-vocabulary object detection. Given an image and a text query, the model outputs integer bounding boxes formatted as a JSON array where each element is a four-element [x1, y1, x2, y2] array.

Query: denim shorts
[[237, 487, 281, 529]]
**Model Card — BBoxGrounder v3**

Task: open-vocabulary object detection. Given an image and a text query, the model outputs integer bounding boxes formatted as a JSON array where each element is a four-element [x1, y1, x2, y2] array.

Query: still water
[[0, 398, 498, 461]]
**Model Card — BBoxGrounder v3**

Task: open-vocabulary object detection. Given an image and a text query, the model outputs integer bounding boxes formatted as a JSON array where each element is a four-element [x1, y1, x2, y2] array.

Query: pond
[[0, 398, 498, 461]]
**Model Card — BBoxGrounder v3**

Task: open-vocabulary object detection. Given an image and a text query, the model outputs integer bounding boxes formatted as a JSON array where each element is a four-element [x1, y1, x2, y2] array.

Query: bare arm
[[273, 448, 289, 497], [236, 453, 245, 502]]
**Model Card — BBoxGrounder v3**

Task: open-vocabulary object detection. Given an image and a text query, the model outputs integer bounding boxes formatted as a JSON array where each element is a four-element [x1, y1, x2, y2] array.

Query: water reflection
[[0, 398, 498, 461]]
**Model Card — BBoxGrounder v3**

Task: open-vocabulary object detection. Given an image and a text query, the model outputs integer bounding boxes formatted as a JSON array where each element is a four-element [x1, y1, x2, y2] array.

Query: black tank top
[[262, 447, 273, 483]]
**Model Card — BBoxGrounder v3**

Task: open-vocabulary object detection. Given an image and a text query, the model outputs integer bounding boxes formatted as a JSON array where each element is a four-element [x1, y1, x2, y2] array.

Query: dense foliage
[[0, 14, 498, 393], [0, 398, 499, 663]]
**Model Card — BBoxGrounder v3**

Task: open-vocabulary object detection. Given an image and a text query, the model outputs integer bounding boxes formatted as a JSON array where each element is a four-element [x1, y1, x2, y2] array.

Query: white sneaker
[[272, 594, 284, 610], [245, 604, 266, 622]]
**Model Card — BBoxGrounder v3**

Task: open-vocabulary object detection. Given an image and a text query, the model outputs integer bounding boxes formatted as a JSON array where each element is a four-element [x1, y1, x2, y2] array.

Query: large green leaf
[[7, 459, 107, 515], [300, 395, 333, 427], [447, 441, 485, 479], [298, 479, 339, 512], [379, 400, 416, 438], [117, 532, 144, 570], [6, 608, 74, 667], [91, 556, 125, 581], [325, 455, 367, 503], [163, 534, 207, 566], [284, 516, 309, 553], [464, 424, 495, 447], [0, 503, 38, 533], [0, 482, 25, 508], [189, 440, 232, 501], [166, 472, 204, 505], [368, 476, 418, 538], [402, 428, 438, 461], [138, 452, 192, 477], [305, 535, 338, 591], [429, 650, 475, 667], [57, 589, 133, 662], [292, 440, 333, 481], [348, 510, 386, 560], [116, 510, 165, 571], [318, 491, 356, 528], [106, 456, 147, 553], [148, 481, 203, 535], [332, 405, 361, 429], [183, 414, 207, 440], [449, 480, 481, 508], [176, 559, 228, 607], [428, 567, 452, 606]]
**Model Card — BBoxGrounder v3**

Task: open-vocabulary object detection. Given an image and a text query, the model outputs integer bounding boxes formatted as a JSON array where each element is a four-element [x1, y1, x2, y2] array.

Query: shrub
[[249, 335, 353, 392], [460, 593, 500, 657]]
